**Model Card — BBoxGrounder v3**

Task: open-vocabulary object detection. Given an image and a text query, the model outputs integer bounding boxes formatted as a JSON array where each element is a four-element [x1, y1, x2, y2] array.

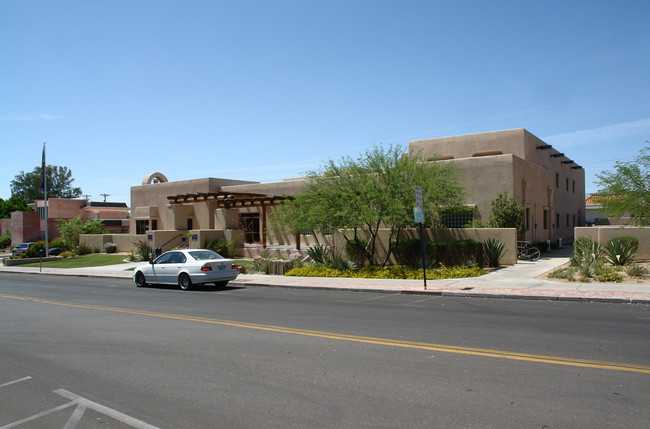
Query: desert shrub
[[548, 266, 577, 282], [134, 240, 152, 261], [252, 248, 273, 274], [104, 242, 117, 253], [49, 237, 68, 250], [425, 241, 448, 267], [60, 251, 74, 258], [23, 241, 46, 258], [392, 238, 422, 267], [0, 231, 11, 248], [76, 243, 93, 255], [603, 236, 638, 266], [483, 238, 507, 268], [205, 238, 240, 258], [345, 239, 368, 267], [625, 264, 648, 277], [306, 243, 330, 264], [449, 239, 477, 267]]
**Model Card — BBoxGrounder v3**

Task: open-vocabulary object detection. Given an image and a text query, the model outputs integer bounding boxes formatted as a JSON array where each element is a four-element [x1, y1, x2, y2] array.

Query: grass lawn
[[20, 254, 132, 269]]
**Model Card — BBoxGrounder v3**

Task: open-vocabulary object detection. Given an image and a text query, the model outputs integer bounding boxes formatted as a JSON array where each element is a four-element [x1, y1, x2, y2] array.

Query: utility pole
[[100, 193, 110, 202]]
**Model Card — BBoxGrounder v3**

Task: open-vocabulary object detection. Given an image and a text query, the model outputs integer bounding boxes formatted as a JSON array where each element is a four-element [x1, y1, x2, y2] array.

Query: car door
[[150, 252, 173, 283], [165, 251, 187, 283]]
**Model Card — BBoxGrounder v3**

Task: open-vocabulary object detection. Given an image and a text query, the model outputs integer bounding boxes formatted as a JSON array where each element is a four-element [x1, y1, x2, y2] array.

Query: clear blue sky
[[2, 0, 649, 203]]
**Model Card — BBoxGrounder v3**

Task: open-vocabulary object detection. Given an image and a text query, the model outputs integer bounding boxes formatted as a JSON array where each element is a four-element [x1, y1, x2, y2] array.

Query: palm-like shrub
[[603, 237, 638, 266], [483, 238, 507, 268]]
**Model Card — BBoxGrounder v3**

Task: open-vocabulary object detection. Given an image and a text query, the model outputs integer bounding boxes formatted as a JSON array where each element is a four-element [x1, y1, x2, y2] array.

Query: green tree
[[271, 144, 466, 267], [595, 142, 650, 226], [57, 216, 105, 247], [0, 196, 32, 218], [487, 192, 526, 240], [10, 165, 82, 203]]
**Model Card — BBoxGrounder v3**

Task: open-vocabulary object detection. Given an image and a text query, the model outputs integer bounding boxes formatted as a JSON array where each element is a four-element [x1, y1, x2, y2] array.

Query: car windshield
[[188, 250, 224, 261]]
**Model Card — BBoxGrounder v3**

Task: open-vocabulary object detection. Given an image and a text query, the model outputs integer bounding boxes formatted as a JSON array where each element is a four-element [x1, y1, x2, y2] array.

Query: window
[[572, 181, 575, 193], [543, 210, 549, 230], [442, 209, 475, 228], [526, 208, 530, 231], [566, 214, 569, 227], [566, 178, 569, 191], [136, 220, 149, 235], [573, 215, 576, 227], [556, 173, 559, 188], [239, 213, 261, 243], [556, 214, 560, 229], [151, 219, 158, 231], [187, 218, 193, 230]]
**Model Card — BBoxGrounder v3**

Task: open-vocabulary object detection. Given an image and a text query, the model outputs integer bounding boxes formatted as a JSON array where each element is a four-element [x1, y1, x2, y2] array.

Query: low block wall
[[575, 226, 650, 260], [335, 228, 518, 266], [3, 256, 62, 266]]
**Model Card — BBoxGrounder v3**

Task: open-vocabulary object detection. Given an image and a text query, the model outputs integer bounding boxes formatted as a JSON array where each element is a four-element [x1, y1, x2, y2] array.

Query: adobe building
[[123, 128, 584, 254], [409, 128, 585, 245]]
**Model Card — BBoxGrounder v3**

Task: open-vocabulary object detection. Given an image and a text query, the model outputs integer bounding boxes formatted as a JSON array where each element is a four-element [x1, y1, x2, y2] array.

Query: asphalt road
[[1, 273, 649, 428]]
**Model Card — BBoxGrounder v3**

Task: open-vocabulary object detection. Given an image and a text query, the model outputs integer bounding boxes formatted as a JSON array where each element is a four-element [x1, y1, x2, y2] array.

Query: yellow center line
[[2, 293, 649, 374]]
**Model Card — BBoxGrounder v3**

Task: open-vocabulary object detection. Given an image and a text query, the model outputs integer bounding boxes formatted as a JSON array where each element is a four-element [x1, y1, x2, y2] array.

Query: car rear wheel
[[179, 273, 192, 290], [135, 272, 147, 287]]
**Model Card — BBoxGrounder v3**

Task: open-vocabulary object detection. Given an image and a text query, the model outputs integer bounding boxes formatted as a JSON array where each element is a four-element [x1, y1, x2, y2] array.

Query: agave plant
[[603, 237, 638, 266], [482, 238, 507, 268], [306, 243, 330, 264]]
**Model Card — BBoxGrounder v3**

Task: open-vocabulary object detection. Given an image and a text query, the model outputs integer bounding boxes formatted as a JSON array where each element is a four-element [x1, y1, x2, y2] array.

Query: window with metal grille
[[442, 210, 475, 228]]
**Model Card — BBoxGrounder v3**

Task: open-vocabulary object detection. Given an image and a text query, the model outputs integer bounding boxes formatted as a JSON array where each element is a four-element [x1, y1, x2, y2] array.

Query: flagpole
[[42, 142, 49, 256]]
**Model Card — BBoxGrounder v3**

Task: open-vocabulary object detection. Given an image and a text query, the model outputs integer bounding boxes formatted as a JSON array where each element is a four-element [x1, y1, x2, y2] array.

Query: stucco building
[[409, 128, 585, 244], [1, 198, 130, 245], [124, 128, 584, 253]]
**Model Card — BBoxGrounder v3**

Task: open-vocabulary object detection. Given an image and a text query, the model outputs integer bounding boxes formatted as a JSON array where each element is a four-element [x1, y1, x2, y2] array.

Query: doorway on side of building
[[239, 213, 261, 243]]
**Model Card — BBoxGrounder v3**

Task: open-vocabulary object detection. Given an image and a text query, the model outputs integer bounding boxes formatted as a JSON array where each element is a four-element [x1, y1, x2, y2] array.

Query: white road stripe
[[0, 377, 32, 388]]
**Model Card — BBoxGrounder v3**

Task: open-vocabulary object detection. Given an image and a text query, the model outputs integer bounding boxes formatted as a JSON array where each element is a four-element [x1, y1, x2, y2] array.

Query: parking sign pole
[[414, 187, 427, 289]]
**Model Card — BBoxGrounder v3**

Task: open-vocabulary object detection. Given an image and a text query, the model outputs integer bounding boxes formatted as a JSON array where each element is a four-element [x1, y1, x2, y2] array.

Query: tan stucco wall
[[410, 129, 585, 243], [575, 226, 650, 260], [336, 228, 518, 266], [80, 233, 147, 253]]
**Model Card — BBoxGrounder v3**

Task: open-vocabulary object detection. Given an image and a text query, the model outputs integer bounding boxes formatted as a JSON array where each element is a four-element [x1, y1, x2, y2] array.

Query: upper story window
[[566, 178, 569, 191], [556, 173, 559, 188]]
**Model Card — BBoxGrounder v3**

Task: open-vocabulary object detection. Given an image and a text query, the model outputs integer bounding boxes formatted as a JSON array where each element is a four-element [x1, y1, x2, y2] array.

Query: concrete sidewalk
[[2, 248, 650, 303]]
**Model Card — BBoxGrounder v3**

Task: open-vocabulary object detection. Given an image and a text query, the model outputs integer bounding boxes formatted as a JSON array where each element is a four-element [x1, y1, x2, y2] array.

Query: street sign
[[415, 186, 423, 207], [413, 206, 425, 223]]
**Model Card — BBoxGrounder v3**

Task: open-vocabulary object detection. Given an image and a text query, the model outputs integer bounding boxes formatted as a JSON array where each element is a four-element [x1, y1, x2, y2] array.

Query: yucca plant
[[483, 238, 507, 268], [603, 237, 638, 266], [570, 237, 602, 278]]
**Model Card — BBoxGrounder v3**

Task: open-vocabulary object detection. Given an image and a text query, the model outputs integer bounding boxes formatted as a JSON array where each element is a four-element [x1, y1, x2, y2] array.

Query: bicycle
[[517, 241, 541, 261]]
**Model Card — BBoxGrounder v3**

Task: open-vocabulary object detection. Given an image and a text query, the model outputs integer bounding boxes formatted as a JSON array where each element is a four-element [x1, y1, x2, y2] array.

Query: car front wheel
[[135, 271, 147, 287], [179, 273, 192, 290]]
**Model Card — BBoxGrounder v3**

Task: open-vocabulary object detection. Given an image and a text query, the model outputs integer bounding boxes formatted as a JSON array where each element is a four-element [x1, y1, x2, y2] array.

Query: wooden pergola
[[167, 192, 291, 248]]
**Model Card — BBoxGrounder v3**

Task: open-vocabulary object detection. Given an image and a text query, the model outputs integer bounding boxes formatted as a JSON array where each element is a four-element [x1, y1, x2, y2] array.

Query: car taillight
[[201, 265, 212, 272], [231, 263, 237, 270]]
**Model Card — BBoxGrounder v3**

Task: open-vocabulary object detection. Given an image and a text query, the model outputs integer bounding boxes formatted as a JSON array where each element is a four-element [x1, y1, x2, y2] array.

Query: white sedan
[[133, 249, 239, 290]]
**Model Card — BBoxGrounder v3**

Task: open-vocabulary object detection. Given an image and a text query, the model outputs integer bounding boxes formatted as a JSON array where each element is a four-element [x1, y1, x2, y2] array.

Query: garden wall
[[80, 234, 147, 253], [575, 226, 650, 260], [336, 228, 518, 266]]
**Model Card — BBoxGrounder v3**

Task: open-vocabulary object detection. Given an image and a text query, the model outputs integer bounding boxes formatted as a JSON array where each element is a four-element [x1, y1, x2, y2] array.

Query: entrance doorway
[[239, 213, 261, 243]]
